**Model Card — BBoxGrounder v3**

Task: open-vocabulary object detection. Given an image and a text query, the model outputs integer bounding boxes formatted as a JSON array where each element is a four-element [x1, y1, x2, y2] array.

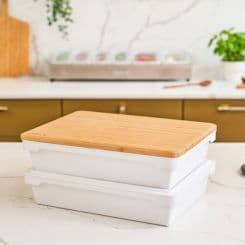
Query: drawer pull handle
[[217, 104, 245, 112], [118, 102, 126, 114], [0, 106, 8, 112]]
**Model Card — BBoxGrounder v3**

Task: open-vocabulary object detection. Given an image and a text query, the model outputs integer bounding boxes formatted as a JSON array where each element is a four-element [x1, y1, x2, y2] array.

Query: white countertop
[[0, 76, 245, 99], [0, 143, 245, 245]]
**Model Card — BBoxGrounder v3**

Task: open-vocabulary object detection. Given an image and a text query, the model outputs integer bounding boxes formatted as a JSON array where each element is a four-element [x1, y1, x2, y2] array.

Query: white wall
[[8, 0, 245, 79]]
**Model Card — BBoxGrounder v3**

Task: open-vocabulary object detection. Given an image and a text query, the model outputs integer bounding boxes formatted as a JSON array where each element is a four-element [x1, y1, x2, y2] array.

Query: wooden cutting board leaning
[[0, 0, 30, 77]]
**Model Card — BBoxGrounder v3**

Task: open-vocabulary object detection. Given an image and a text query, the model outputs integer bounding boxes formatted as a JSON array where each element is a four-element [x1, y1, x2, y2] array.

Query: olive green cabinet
[[0, 100, 61, 141], [63, 100, 182, 119], [184, 100, 245, 142]]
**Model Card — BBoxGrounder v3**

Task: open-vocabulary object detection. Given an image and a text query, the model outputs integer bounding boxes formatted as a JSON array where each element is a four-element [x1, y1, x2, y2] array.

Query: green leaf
[[35, 0, 73, 39], [208, 28, 245, 61]]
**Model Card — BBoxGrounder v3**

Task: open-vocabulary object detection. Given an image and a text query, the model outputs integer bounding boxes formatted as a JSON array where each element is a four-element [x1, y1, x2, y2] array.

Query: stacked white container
[[22, 111, 216, 226]]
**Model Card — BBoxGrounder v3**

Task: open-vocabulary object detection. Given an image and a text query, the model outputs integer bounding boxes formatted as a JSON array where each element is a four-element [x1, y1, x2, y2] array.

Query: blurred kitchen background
[[7, 0, 245, 79]]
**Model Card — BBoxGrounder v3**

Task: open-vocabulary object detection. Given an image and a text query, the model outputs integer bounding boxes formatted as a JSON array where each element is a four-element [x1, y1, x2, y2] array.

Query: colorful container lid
[[21, 111, 216, 158]]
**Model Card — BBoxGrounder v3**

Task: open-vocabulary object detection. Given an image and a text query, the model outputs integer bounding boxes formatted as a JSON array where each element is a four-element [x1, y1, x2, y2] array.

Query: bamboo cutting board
[[21, 111, 216, 158], [0, 0, 29, 77]]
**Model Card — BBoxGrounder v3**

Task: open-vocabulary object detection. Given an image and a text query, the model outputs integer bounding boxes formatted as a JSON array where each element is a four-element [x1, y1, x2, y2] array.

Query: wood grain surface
[[0, 0, 29, 77], [21, 111, 216, 158], [184, 100, 245, 142], [0, 99, 61, 138], [62, 99, 182, 119]]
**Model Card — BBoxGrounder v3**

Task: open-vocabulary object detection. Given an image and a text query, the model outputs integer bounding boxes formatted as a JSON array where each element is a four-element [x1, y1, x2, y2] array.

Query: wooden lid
[[21, 111, 216, 158]]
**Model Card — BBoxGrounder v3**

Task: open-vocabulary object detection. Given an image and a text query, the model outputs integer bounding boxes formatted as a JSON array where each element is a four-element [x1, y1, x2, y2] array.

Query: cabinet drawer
[[63, 100, 182, 119], [0, 100, 61, 140], [123, 100, 182, 119], [63, 100, 120, 115], [184, 100, 245, 142]]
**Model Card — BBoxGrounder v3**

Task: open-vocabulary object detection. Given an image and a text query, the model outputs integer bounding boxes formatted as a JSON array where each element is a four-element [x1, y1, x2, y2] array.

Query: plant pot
[[222, 61, 245, 82]]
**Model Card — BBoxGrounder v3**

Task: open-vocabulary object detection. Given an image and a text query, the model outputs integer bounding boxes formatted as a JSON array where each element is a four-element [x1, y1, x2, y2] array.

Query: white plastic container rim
[[26, 160, 215, 206], [22, 132, 215, 189], [23, 132, 216, 171]]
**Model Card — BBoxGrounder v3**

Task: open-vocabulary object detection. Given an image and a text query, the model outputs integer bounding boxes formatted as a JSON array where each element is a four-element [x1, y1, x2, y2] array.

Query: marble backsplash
[[8, 0, 245, 79]]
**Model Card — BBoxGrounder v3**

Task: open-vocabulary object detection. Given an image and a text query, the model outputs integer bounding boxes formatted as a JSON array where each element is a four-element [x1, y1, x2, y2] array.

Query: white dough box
[[21, 111, 216, 188], [25, 159, 215, 226]]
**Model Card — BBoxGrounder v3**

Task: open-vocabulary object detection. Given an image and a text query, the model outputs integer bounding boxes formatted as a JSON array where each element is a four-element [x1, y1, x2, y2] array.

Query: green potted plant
[[208, 28, 245, 82], [35, 0, 73, 38]]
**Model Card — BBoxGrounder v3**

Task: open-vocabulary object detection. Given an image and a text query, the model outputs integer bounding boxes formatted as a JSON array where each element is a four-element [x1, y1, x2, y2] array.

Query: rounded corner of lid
[[208, 122, 218, 131], [165, 151, 182, 159], [20, 132, 27, 141]]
